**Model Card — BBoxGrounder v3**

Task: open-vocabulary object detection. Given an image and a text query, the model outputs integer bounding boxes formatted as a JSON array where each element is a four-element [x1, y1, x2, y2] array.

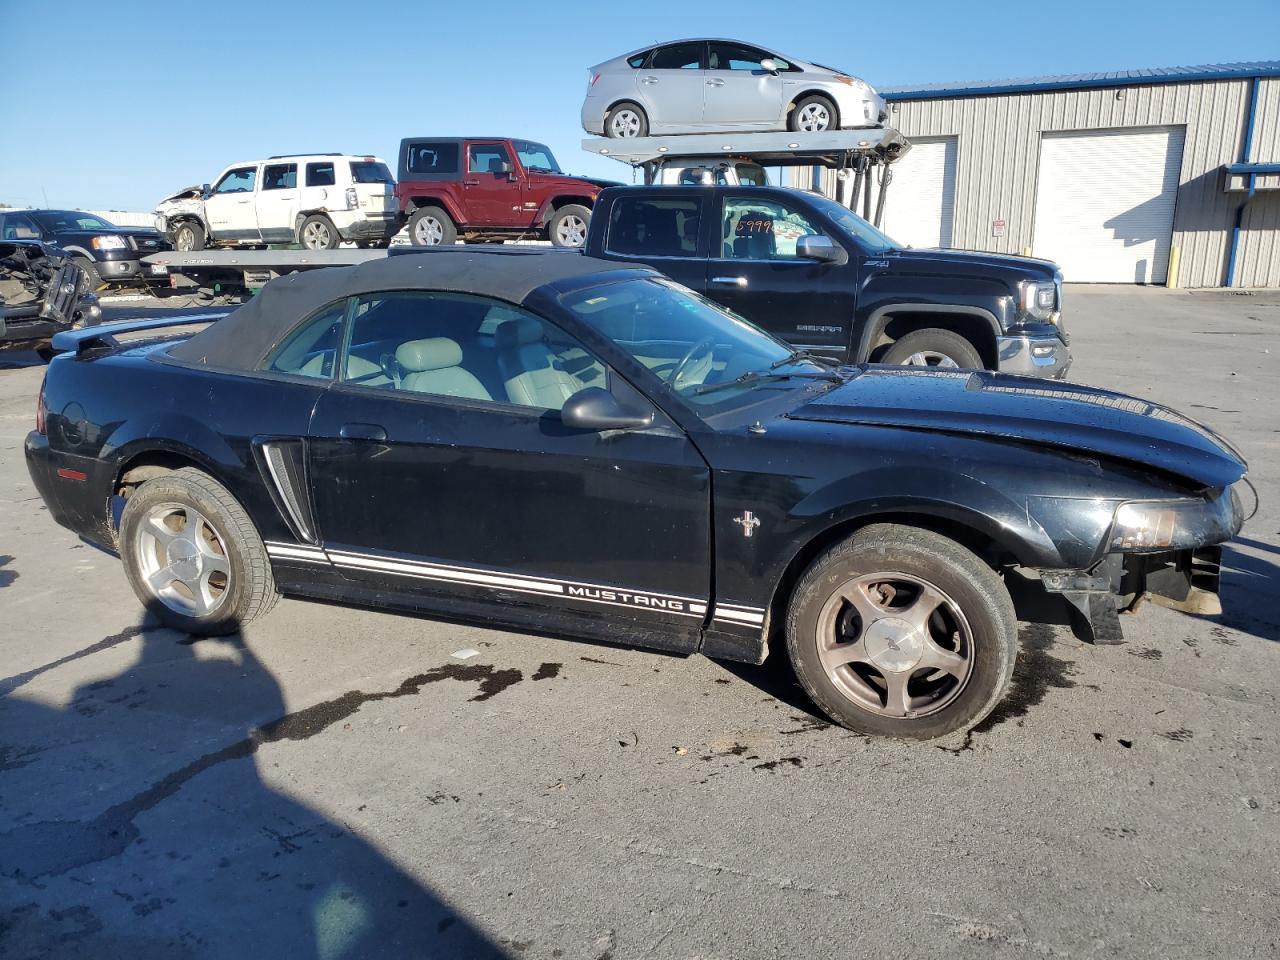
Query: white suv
[[154, 154, 400, 251]]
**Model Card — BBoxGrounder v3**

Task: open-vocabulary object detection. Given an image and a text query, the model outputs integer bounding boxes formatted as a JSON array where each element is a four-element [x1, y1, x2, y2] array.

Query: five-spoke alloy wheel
[[787, 523, 1017, 740], [120, 467, 278, 634]]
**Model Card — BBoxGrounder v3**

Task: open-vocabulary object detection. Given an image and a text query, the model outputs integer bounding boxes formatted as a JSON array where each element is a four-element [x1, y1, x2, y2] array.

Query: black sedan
[[0, 209, 168, 287], [25, 250, 1247, 739]]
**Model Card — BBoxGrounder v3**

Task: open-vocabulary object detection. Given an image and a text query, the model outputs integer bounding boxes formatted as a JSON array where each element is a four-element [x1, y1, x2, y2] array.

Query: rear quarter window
[[404, 143, 460, 176], [305, 163, 336, 187]]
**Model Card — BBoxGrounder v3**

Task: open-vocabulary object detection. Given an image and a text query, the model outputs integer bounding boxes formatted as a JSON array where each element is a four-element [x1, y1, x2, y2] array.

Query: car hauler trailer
[[141, 248, 390, 299], [580, 127, 911, 227]]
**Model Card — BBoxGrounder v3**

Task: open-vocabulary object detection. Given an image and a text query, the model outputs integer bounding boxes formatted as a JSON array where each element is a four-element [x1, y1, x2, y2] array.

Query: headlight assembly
[[1110, 498, 1213, 551], [1019, 280, 1058, 322], [91, 235, 129, 251]]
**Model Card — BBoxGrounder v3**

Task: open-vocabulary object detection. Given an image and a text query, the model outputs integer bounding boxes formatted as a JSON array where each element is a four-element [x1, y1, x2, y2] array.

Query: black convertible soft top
[[168, 249, 647, 369]]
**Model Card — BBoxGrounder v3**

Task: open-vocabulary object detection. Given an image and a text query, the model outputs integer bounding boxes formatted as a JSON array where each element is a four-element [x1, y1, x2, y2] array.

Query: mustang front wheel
[[119, 467, 278, 635], [786, 524, 1017, 740]]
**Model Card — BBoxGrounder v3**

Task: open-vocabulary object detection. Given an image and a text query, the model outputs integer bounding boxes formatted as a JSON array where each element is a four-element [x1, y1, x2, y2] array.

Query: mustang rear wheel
[[119, 467, 278, 635], [786, 524, 1017, 740]]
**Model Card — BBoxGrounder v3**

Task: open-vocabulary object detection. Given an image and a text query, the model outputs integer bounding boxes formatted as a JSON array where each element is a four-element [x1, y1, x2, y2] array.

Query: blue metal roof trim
[[1226, 162, 1280, 174], [882, 61, 1280, 101]]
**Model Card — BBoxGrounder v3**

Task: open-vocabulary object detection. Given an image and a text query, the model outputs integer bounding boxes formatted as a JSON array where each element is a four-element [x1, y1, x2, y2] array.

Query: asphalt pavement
[[0, 285, 1277, 959]]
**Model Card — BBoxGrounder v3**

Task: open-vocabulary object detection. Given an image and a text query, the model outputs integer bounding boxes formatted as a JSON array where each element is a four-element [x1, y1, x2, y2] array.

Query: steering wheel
[[669, 338, 716, 390], [379, 352, 401, 389]]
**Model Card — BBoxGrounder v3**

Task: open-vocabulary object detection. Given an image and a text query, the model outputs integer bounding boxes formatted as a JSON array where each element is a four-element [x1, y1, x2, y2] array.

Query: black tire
[[880, 328, 984, 369], [74, 257, 103, 291], [300, 214, 340, 250], [172, 220, 206, 252], [605, 101, 649, 139], [785, 523, 1017, 740], [789, 94, 839, 133], [548, 204, 591, 248], [408, 206, 457, 247], [119, 467, 279, 635]]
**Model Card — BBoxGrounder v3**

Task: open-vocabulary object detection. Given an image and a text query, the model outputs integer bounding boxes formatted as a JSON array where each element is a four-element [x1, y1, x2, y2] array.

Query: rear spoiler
[[50, 313, 224, 357]]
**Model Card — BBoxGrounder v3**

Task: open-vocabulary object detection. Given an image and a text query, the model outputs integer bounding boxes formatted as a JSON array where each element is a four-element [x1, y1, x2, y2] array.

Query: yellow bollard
[[1166, 245, 1180, 289]]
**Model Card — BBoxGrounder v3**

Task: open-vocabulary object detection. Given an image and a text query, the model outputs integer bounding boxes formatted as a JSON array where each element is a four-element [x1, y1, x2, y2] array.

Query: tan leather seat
[[395, 337, 491, 401], [495, 318, 585, 409]]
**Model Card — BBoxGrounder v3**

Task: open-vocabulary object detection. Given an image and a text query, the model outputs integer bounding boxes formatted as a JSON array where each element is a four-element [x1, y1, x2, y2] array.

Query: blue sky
[[2, 0, 1277, 212]]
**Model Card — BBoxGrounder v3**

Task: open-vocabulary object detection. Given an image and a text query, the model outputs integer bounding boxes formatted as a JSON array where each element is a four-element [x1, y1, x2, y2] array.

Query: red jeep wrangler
[[396, 138, 618, 248]]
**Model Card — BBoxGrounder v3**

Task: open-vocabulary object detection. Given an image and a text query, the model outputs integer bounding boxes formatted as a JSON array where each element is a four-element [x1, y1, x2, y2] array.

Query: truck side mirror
[[201, 183, 212, 199], [797, 235, 848, 265], [560, 387, 654, 432]]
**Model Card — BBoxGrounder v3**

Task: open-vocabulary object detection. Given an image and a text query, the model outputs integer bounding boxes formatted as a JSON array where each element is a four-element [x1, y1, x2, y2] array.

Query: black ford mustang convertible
[[26, 249, 1247, 740]]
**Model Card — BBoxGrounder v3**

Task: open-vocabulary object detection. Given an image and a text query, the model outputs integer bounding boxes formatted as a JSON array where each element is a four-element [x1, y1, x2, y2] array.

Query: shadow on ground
[[0, 618, 509, 959]]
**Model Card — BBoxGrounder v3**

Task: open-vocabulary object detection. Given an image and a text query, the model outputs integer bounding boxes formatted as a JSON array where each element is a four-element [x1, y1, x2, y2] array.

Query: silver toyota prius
[[582, 38, 887, 139]]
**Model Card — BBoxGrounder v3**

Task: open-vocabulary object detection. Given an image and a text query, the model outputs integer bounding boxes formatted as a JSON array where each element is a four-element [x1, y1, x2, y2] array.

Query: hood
[[527, 171, 623, 190], [789, 367, 1247, 490], [158, 185, 203, 204], [883, 246, 1060, 282]]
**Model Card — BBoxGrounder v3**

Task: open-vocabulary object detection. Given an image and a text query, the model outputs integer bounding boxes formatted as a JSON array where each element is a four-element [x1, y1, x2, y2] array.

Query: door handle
[[640, 75, 658, 84], [706, 78, 725, 87], [339, 422, 387, 442], [710, 276, 748, 287]]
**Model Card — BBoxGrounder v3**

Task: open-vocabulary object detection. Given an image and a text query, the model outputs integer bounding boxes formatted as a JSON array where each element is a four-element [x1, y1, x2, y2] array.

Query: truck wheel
[[881, 329, 984, 369], [605, 102, 648, 139], [409, 206, 457, 246], [74, 257, 103, 291], [300, 215, 340, 250], [786, 524, 1017, 740], [173, 221, 205, 252], [789, 94, 838, 133], [119, 467, 279, 635], [548, 204, 591, 248]]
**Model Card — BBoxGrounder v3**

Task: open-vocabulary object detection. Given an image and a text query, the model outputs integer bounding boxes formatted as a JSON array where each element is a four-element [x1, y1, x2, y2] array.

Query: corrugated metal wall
[[798, 78, 1279, 287]]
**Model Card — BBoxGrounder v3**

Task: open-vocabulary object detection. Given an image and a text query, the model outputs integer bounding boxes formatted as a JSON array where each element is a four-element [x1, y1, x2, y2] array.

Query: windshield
[[32, 211, 117, 232], [562, 278, 835, 410], [349, 160, 394, 184], [513, 140, 562, 174], [805, 194, 899, 252]]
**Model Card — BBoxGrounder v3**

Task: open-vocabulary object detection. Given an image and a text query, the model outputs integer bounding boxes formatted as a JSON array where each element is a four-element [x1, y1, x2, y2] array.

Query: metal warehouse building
[[804, 61, 1280, 287]]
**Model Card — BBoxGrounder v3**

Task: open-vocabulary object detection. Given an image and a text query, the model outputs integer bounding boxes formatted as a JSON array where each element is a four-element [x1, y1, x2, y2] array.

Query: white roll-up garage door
[[1032, 126, 1185, 283], [879, 137, 957, 249]]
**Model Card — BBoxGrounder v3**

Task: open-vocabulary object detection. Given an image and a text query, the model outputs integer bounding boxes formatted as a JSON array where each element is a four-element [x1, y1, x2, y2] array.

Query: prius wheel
[[605, 102, 648, 138], [120, 467, 278, 635], [789, 95, 838, 133], [549, 204, 591, 247], [300, 215, 339, 250], [786, 524, 1017, 740]]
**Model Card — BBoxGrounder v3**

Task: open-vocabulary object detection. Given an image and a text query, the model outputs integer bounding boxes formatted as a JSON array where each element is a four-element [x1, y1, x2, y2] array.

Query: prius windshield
[[561, 278, 838, 408]]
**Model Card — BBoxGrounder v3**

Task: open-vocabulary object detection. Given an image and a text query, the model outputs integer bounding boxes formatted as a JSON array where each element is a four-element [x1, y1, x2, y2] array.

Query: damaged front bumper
[[1036, 485, 1244, 643]]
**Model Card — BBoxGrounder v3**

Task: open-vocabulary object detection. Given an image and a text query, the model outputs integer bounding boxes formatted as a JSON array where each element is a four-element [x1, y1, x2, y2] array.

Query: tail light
[[589, 73, 600, 88], [36, 375, 47, 434], [345, 186, 358, 209]]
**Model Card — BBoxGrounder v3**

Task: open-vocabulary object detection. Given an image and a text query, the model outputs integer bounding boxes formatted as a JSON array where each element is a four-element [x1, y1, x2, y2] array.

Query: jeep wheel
[[786, 524, 1017, 740], [881, 329, 984, 369], [173, 221, 205, 252], [789, 95, 839, 133], [548, 204, 591, 248], [409, 206, 457, 247], [300, 215, 340, 250], [119, 467, 279, 635], [605, 102, 648, 139]]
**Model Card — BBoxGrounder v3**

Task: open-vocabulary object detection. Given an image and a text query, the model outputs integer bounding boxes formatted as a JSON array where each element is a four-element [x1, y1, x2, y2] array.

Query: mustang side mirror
[[561, 387, 655, 432], [759, 58, 779, 74], [797, 235, 848, 265]]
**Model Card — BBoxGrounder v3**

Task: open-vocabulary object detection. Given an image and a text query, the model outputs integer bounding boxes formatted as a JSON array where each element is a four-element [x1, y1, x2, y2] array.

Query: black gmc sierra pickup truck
[[583, 184, 1071, 377]]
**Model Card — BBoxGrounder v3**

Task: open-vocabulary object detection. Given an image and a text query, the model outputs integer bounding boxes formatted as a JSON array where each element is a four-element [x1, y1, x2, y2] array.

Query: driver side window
[[340, 291, 608, 413], [214, 167, 257, 194], [721, 197, 823, 259]]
